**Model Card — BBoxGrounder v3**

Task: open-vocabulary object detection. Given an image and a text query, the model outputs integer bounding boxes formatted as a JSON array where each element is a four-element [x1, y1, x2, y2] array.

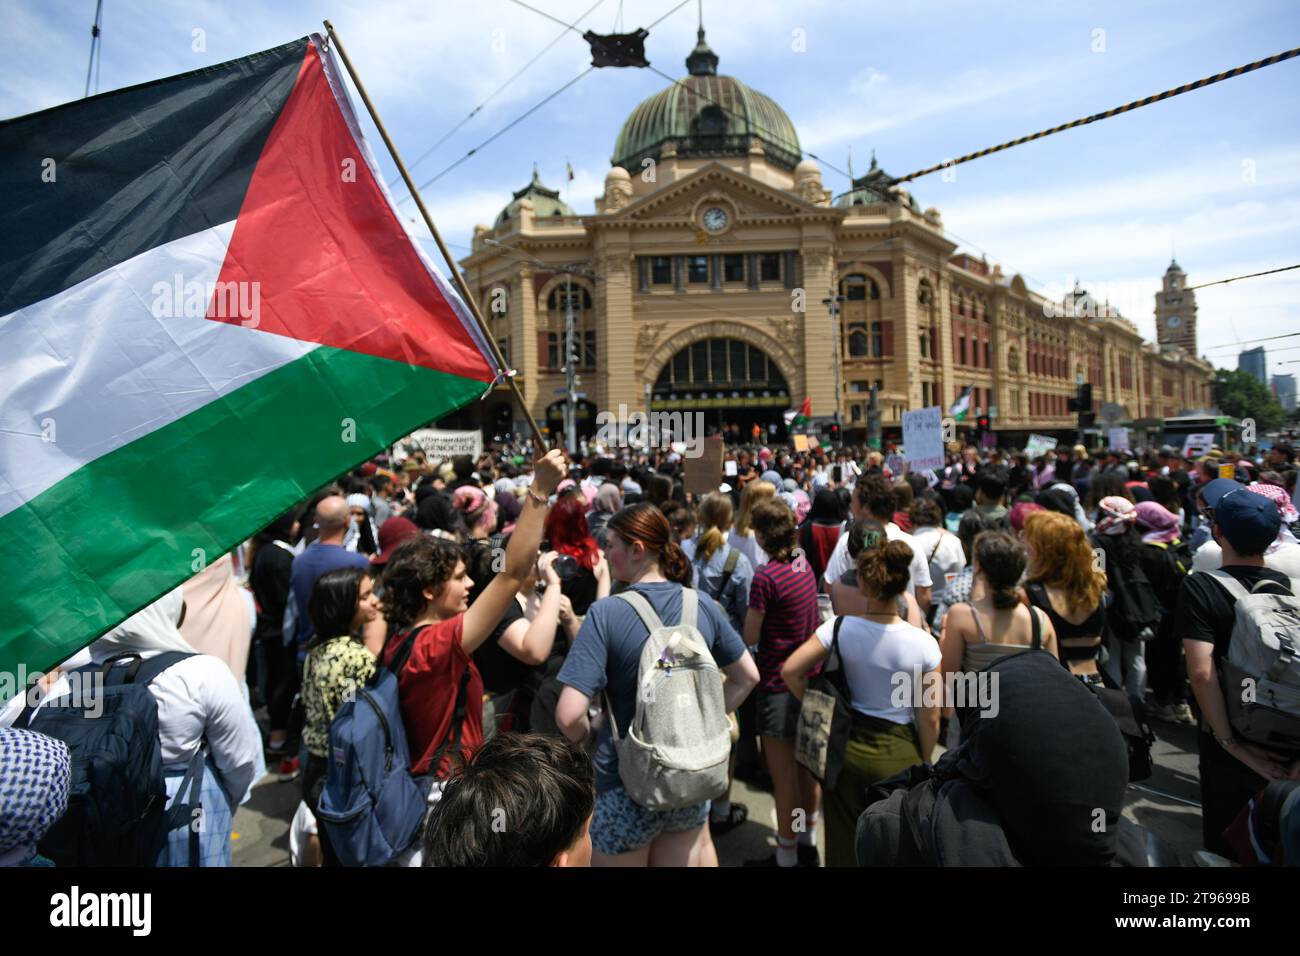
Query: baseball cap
[[1214, 489, 1281, 556], [1200, 477, 1244, 510]]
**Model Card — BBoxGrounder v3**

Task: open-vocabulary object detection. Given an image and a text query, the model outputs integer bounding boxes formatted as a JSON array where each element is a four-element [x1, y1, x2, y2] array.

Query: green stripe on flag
[[0, 346, 487, 682]]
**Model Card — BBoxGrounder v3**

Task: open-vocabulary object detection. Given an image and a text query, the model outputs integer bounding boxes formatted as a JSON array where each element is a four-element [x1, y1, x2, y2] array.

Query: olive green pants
[[825, 714, 921, 867]]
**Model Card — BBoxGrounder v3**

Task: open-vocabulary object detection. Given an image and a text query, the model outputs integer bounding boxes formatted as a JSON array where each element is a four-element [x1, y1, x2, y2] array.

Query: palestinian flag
[[949, 386, 973, 422], [783, 396, 811, 427], [0, 36, 498, 679]]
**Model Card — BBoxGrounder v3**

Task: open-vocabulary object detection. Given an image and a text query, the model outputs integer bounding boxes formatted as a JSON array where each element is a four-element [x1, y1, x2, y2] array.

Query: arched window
[[1007, 347, 1019, 373], [848, 328, 870, 357], [917, 279, 933, 306]]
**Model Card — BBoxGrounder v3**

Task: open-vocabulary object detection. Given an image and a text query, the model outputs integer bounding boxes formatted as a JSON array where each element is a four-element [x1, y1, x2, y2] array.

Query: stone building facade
[[454, 30, 1215, 446]]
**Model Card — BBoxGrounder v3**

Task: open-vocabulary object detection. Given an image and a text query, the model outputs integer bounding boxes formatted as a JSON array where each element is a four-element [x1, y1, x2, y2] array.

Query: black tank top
[[1025, 581, 1105, 662]]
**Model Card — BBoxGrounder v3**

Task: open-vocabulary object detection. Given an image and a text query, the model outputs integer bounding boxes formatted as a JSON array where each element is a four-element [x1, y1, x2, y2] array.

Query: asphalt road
[[232, 710, 1207, 867]]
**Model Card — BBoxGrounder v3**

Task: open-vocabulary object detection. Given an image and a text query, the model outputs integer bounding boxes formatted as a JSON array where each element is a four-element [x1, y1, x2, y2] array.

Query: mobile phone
[[832, 465, 842, 483]]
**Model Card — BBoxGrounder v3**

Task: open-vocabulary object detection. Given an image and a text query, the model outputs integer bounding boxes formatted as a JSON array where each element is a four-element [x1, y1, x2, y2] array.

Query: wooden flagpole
[[321, 20, 549, 452]]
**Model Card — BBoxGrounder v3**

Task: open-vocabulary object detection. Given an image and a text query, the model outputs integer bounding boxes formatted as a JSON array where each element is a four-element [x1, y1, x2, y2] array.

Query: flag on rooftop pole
[[783, 396, 811, 427], [949, 386, 973, 423], [0, 35, 499, 680]]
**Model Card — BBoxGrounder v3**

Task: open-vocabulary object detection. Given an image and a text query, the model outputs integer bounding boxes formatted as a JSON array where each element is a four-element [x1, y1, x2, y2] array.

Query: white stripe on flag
[[0, 221, 318, 519]]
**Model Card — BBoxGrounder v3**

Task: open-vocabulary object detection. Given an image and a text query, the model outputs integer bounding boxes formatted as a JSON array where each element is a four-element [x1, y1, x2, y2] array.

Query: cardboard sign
[[1182, 433, 1215, 457], [1219, 463, 1236, 480], [901, 406, 944, 471], [1024, 434, 1058, 458], [402, 428, 482, 460], [1108, 428, 1129, 452], [683, 435, 725, 498], [793, 434, 809, 451]]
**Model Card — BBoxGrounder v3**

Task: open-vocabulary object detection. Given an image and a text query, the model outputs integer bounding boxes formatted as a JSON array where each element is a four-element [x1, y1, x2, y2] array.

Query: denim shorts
[[592, 786, 709, 856], [756, 688, 801, 740]]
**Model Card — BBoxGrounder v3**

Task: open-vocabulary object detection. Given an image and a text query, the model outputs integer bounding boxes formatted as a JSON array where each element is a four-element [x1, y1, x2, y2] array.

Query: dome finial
[[686, 2, 718, 76]]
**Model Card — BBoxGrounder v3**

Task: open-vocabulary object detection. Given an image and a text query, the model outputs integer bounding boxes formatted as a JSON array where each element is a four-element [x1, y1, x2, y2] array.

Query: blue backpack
[[22, 651, 206, 866], [315, 626, 470, 866]]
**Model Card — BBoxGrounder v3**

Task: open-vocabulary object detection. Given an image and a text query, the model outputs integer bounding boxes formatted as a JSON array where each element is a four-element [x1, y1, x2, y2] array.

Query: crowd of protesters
[[4, 432, 1300, 868]]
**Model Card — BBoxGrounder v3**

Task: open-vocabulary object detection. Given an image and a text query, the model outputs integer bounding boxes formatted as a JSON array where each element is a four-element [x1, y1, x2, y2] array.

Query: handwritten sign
[[1108, 428, 1129, 452], [402, 428, 482, 460], [683, 435, 725, 498], [1182, 433, 1215, 457], [902, 406, 944, 471], [793, 434, 809, 452]]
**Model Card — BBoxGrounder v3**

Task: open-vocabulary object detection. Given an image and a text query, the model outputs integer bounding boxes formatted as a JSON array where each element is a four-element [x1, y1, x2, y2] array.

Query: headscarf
[[760, 469, 783, 488], [1134, 500, 1180, 544], [416, 493, 459, 533], [0, 728, 71, 861], [1094, 495, 1137, 536], [343, 493, 378, 554], [177, 553, 253, 679], [791, 489, 812, 525], [594, 483, 623, 515], [93, 587, 198, 659]]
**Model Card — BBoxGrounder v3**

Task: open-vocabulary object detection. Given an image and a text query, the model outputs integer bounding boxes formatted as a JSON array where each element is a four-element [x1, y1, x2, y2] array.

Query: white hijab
[[91, 587, 198, 659]]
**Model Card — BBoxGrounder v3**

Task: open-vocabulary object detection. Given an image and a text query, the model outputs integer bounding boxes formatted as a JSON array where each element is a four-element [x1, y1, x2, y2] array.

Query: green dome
[[835, 154, 921, 212], [495, 168, 575, 227], [612, 29, 801, 173]]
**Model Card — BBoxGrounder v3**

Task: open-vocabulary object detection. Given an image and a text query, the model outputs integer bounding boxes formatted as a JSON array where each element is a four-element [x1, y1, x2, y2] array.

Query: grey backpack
[[1208, 571, 1300, 753], [607, 588, 731, 810]]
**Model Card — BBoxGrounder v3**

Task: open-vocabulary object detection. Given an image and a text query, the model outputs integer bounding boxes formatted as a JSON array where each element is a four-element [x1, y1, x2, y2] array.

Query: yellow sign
[[793, 434, 809, 451], [1219, 463, 1235, 480]]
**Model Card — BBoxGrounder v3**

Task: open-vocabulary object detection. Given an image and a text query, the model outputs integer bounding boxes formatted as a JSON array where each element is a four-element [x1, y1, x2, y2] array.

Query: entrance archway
[[652, 337, 790, 440]]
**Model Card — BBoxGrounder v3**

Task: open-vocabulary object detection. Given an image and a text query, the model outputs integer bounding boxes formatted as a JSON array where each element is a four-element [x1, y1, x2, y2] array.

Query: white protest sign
[[724, 459, 738, 476], [901, 406, 944, 471], [1108, 427, 1129, 452], [1024, 434, 1058, 458], [1181, 433, 1215, 457], [403, 428, 483, 460]]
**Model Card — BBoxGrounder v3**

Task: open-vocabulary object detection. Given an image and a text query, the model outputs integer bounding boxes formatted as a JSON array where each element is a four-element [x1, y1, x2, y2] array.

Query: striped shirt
[[748, 558, 821, 691]]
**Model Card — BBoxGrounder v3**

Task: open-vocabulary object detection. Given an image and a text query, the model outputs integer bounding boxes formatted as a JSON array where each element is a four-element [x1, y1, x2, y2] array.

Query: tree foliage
[[1213, 367, 1286, 430]]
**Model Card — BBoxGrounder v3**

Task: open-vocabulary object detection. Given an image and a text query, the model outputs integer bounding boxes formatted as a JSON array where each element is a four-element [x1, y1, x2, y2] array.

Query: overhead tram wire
[[413, 67, 597, 191], [510, 0, 694, 33], [1186, 263, 1300, 291], [391, 0, 609, 192], [1202, 331, 1300, 353], [883, 45, 1300, 186]]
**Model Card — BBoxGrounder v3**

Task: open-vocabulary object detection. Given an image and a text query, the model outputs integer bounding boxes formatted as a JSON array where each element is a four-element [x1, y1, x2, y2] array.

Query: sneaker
[[797, 843, 820, 868], [1171, 703, 1196, 725], [709, 802, 749, 837], [277, 756, 300, 782]]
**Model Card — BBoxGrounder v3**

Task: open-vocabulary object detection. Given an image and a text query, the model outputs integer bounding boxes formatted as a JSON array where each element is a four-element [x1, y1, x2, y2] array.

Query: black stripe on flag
[[0, 37, 309, 316]]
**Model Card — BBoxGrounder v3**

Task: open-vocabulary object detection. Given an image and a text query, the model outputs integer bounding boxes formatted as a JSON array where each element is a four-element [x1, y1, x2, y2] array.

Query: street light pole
[[823, 291, 846, 447], [564, 272, 577, 456]]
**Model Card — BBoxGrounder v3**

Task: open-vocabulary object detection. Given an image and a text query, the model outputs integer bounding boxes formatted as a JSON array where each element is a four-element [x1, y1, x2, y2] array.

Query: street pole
[[564, 272, 577, 456], [823, 292, 846, 447]]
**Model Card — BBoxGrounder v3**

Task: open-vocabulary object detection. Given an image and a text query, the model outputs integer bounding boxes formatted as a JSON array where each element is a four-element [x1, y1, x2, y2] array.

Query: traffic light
[[976, 415, 990, 431], [1067, 383, 1093, 412], [828, 422, 841, 442]]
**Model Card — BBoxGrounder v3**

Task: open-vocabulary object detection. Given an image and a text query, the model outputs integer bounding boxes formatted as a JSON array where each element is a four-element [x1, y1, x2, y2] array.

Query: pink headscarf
[[1134, 501, 1180, 544], [1009, 501, 1045, 534], [1094, 495, 1137, 536]]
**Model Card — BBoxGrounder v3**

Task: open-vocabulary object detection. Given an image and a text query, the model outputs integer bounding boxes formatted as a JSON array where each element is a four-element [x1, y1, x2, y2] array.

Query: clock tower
[[1155, 260, 1197, 355]]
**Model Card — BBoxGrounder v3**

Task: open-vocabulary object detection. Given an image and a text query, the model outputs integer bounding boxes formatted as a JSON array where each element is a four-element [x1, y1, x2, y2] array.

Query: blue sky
[[5, 0, 1298, 376]]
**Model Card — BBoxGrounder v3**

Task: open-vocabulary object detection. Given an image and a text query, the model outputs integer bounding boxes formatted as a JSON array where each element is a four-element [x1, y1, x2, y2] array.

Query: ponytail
[[660, 540, 692, 585], [695, 492, 733, 564]]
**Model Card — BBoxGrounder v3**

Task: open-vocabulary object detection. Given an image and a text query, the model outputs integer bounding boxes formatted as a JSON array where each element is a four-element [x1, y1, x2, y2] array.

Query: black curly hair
[[380, 535, 464, 630]]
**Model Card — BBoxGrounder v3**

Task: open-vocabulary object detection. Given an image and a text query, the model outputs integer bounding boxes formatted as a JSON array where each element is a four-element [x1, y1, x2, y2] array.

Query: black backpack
[[22, 652, 205, 866], [1099, 546, 1162, 643]]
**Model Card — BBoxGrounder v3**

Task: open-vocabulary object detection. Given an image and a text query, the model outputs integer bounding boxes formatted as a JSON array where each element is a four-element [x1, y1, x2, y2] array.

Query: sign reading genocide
[[402, 428, 483, 460], [683, 435, 725, 498], [901, 406, 944, 471]]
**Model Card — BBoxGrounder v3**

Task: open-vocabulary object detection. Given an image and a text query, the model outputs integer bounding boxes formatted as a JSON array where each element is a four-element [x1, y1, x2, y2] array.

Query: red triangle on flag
[[207, 44, 494, 383]]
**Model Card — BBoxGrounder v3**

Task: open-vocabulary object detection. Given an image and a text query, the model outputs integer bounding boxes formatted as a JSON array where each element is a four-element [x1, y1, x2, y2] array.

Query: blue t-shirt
[[290, 542, 370, 652], [557, 582, 747, 793]]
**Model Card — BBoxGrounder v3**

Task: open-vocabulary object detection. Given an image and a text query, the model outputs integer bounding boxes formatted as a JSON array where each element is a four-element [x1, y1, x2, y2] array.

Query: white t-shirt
[[1191, 539, 1300, 578], [728, 529, 768, 569], [911, 526, 966, 595], [815, 615, 941, 723], [822, 522, 933, 594]]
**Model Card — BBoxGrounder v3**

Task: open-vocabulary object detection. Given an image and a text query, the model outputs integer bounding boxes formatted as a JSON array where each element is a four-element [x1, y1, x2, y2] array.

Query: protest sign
[[1024, 434, 1058, 458], [402, 428, 482, 460], [1107, 428, 1129, 452], [684, 435, 725, 497], [1181, 433, 1215, 457], [901, 406, 944, 470]]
